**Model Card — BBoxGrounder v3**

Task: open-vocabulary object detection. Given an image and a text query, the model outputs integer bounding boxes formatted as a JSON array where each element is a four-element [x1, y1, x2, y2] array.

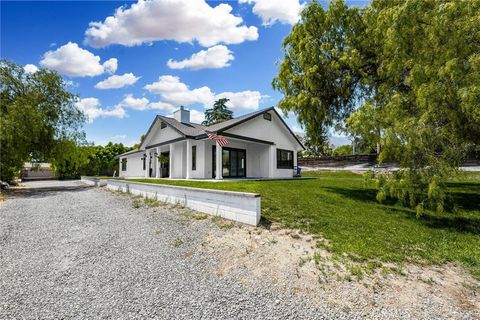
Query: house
[[117, 106, 305, 180]]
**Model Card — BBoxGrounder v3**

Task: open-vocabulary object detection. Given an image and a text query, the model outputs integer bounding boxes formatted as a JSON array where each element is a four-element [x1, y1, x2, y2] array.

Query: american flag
[[207, 133, 229, 147]]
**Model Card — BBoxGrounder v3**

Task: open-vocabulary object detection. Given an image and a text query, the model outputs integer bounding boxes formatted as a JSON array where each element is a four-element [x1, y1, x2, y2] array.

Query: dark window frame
[[263, 112, 272, 121], [121, 158, 127, 171], [276, 149, 294, 169], [192, 145, 197, 171], [160, 122, 167, 129], [142, 157, 146, 170]]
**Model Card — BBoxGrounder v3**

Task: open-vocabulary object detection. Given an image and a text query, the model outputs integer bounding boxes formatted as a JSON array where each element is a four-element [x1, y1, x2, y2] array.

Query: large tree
[[0, 60, 86, 181], [202, 98, 233, 126], [273, 0, 480, 213]]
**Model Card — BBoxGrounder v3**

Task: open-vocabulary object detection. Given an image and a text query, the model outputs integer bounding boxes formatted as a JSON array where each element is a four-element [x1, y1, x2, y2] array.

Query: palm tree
[[202, 98, 233, 126]]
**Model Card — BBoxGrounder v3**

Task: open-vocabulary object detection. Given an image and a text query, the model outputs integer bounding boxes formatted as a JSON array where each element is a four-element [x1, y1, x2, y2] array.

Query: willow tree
[[273, 0, 480, 214], [0, 60, 86, 181]]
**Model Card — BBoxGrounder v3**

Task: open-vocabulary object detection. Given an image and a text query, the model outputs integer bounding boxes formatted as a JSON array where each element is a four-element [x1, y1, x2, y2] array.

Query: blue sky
[[1, 0, 366, 147]]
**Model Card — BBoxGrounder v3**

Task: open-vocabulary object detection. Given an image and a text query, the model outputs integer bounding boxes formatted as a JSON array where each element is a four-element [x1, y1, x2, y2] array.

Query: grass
[[128, 171, 480, 277]]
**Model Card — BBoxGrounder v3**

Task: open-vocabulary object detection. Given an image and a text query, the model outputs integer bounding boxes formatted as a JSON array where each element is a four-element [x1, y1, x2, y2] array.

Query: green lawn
[[128, 171, 480, 277]]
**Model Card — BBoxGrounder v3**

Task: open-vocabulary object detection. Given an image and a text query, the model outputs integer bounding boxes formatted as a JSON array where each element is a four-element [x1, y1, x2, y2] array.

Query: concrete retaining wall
[[106, 179, 261, 226], [81, 176, 107, 187]]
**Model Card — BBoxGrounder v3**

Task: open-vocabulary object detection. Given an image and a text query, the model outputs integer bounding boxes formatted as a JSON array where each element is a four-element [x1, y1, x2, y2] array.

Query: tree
[[273, 0, 480, 214], [0, 60, 86, 181], [202, 98, 233, 126], [332, 145, 352, 156]]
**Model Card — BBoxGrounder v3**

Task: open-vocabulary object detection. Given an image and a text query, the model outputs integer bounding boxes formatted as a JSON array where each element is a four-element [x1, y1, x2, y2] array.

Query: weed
[[144, 196, 160, 208], [132, 199, 142, 209], [194, 214, 208, 220], [173, 238, 184, 247]]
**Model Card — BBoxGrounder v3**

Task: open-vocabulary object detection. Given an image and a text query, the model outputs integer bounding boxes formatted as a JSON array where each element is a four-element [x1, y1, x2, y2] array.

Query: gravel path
[[0, 180, 340, 319]]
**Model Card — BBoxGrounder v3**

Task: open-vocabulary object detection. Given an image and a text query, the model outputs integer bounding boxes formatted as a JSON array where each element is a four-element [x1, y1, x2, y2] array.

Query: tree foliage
[[51, 142, 132, 179], [0, 60, 85, 181], [202, 98, 233, 126], [273, 0, 480, 213]]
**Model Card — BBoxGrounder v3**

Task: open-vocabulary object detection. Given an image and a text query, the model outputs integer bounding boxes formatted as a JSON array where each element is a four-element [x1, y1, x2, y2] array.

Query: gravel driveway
[[0, 180, 342, 319]]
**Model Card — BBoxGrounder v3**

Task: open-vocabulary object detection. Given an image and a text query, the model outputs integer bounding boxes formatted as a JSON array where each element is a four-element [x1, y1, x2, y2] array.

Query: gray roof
[[158, 116, 206, 137], [135, 106, 304, 150], [205, 107, 274, 132]]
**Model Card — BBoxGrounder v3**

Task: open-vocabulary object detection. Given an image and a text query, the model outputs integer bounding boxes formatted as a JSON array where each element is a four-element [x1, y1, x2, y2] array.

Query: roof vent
[[173, 106, 190, 123]]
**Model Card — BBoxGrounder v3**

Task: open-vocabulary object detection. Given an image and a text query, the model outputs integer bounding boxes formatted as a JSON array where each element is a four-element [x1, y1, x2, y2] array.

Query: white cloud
[[40, 42, 118, 77], [216, 91, 264, 111], [291, 125, 305, 134], [190, 109, 205, 123], [167, 45, 234, 70], [117, 94, 150, 110], [84, 0, 258, 48], [24, 64, 39, 74], [103, 58, 118, 74], [144, 75, 213, 106], [240, 0, 304, 25], [144, 75, 264, 112], [95, 73, 140, 89], [76, 97, 126, 122], [149, 101, 176, 113]]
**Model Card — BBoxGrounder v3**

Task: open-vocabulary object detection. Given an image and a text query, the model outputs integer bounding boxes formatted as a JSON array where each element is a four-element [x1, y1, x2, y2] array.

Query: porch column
[[155, 147, 160, 178], [186, 139, 191, 179], [169, 144, 173, 178], [215, 141, 223, 180], [268, 145, 275, 178], [145, 150, 150, 178]]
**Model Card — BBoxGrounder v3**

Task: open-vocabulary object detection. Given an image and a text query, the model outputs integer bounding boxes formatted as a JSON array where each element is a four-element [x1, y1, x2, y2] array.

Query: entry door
[[160, 152, 170, 178], [222, 147, 246, 178]]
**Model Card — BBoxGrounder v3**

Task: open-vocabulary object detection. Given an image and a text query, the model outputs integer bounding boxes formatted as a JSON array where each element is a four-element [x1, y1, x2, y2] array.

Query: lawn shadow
[[5, 185, 92, 200], [323, 186, 378, 203], [325, 185, 480, 235]]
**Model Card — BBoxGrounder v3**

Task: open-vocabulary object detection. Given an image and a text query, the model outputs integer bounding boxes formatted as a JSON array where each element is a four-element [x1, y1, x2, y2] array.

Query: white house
[[117, 106, 305, 180]]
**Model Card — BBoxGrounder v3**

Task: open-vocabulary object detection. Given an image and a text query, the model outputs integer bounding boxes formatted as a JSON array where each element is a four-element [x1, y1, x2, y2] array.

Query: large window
[[192, 145, 196, 170], [276, 149, 294, 169], [121, 158, 127, 171]]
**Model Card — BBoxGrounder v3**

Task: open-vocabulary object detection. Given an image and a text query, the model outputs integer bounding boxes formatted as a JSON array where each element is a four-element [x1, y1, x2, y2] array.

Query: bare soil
[[199, 222, 480, 317]]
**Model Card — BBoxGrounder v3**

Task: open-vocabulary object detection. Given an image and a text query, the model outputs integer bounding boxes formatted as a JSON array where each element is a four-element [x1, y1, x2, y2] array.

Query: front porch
[[141, 135, 297, 180]]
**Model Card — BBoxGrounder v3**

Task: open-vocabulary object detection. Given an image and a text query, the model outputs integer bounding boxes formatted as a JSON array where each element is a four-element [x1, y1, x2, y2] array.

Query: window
[[121, 158, 127, 171], [192, 145, 197, 170], [276, 149, 294, 169], [161, 122, 167, 129], [263, 112, 272, 121], [142, 156, 146, 170]]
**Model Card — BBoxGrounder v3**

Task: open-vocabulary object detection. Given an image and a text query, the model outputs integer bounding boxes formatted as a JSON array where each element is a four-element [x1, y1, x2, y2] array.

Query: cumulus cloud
[[167, 45, 234, 70], [149, 101, 176, 113], [189, 109, 206, 123], [95, 73, 140, 89], [144, 75, 264, 112], [216, 91, 265, 111], [24, 64, 39, 74], [240, 0, 304, 25], [40, 42, 118, 77], [117, 94, 150, 111], [84, 0, 258, 48], [76, 97, 126, 122]]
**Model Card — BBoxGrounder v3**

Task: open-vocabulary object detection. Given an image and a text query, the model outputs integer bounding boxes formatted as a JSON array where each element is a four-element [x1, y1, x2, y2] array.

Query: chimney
[[173, 106, 190, 123]]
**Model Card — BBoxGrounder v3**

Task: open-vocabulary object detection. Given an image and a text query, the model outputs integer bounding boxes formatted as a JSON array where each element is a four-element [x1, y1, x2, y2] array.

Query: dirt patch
[[200, 222, 480, 317]]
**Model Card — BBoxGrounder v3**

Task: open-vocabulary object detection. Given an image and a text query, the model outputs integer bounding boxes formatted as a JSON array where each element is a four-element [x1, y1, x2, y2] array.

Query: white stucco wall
[[142, 119, 182, 148], [119, 153, 145, 178], [189, 140, 206, 179], [224, 111, 302, 178]]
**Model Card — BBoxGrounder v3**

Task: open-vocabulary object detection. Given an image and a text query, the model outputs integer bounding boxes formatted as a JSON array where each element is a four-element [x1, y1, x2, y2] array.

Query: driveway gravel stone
[[0, 180, 340, 319]]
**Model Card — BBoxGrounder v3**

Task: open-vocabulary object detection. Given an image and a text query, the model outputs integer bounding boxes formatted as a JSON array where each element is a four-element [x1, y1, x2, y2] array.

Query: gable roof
[[133, 106, 304, 153]]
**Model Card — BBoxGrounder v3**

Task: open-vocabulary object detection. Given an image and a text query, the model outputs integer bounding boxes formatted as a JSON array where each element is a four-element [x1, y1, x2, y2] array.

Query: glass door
[[222, 147, 246, 178]]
